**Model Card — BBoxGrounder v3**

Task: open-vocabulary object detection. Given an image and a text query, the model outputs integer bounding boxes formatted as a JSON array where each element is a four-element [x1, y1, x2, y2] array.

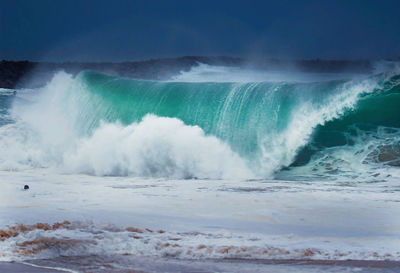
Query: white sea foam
[[62, 115, 253, 179], [0, 163, 399, 265]]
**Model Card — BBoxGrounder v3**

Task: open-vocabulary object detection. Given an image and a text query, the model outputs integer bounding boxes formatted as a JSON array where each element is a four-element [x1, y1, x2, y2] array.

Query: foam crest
[[63, 115, 253, 179]]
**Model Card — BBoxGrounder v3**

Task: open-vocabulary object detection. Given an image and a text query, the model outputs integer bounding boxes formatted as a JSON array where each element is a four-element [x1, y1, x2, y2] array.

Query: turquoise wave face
[[76, 71, 378, 168], [0, 91, 15, 126]]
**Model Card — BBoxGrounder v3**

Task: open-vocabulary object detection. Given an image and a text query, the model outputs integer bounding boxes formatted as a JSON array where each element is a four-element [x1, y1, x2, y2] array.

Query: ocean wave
[[0, 67, 399, 179]]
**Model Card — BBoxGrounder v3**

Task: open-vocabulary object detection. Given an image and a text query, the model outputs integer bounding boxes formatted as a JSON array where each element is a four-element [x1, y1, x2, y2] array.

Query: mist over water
[[0, 63, 400, 180]]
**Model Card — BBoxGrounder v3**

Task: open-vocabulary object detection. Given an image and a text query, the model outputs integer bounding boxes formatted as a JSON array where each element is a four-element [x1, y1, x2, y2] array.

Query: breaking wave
[[1, 64, 400, 179]]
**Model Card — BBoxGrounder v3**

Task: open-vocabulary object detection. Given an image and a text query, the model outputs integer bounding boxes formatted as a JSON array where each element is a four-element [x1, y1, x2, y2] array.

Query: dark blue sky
[[1, 0, 399, 61]]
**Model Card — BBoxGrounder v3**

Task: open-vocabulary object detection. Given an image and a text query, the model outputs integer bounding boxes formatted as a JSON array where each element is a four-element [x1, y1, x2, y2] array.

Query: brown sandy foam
[[2, 221, 400, 269], [0, 221, 72, 241]]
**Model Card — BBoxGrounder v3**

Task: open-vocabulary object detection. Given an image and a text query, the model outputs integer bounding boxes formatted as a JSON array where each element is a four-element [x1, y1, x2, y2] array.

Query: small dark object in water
[[24, 185, 29, 190], [13, 91, 17, 95]]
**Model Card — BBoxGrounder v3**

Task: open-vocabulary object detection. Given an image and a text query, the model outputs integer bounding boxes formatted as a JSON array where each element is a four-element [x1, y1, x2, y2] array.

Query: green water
[[74, 71, 383, 166]]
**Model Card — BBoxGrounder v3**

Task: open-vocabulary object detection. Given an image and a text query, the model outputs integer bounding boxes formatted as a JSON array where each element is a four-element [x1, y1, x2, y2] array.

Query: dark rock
[[24, 185, 29, 190], [0, 57, 373, 89]]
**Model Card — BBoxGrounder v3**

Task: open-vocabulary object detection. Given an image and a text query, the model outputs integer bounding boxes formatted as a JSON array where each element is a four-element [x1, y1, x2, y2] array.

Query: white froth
[[62, 115, 253, 179]]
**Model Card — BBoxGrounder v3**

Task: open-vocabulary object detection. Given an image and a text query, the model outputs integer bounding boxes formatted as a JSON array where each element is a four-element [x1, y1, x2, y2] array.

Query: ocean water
[[0, 63, 400, 272]]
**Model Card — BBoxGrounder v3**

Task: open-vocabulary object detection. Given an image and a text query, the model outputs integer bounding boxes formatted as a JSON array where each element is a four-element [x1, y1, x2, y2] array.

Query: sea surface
[[0, 63, 400, 272]]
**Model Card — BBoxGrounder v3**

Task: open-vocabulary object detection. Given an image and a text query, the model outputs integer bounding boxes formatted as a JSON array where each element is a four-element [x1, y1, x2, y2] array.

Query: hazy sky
[[1, 0, 400, 61]]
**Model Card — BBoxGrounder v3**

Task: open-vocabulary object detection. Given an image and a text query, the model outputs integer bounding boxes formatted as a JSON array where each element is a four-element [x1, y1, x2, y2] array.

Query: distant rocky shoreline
[[0, 56, 373, 89]]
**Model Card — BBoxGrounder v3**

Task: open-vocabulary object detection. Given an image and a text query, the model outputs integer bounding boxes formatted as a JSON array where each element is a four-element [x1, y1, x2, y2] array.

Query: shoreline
[[0, 262, 71, 273], [225, 258, 400, 268], [2, 258, 400, 273]]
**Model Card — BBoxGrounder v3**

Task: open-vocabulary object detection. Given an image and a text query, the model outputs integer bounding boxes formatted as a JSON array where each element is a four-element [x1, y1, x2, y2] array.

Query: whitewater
[[0, 63, 400, 272]]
